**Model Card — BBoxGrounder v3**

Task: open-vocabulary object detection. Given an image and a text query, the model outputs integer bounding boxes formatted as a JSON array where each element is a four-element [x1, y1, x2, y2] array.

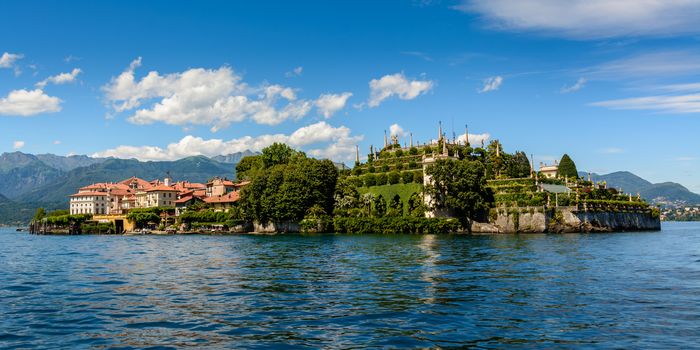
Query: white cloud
[[285, 66, 303, 77], [389, 123, 406, 138], [93, 121, 363, 162], [13, 141, 25, 150], [36, 68, 82, 88], [64, 55, 81, 63], [591, 93, 700, 114], [53, 140, 61, 145], [561, 78, 586, 93], [0, 89, 62, 116], [457, 132, 491, 146], [315, 92, 352, 118], [600, 147, 624, 154], [478, 76, 502, 93], [368, 72, 433, 107], [587, 51, 700, 80], [456, 0, 700, 39], [0, 52, 23, 68], [102, 58, 312, 131]]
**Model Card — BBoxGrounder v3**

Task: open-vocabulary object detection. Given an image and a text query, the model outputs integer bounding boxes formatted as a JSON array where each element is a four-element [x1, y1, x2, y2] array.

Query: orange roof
[[204, 191, 240, 204], [118, 177, 151, 189], [145, 184, 179, 192], [70, 191, 109, 197], [175, 195, 202, 204], [194, 190, 206, 197]]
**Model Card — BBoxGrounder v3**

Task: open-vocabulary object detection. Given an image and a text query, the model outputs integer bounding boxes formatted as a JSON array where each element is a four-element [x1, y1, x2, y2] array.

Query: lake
[[1, 223, 699, 349]]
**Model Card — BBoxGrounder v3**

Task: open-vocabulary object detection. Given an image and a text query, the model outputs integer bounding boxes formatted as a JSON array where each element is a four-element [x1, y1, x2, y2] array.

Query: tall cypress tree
[[557, 154, 578, 179]]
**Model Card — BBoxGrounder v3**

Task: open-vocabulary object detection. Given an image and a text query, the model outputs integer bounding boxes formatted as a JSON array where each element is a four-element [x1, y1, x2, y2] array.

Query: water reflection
[[1, 224, 700, 348]]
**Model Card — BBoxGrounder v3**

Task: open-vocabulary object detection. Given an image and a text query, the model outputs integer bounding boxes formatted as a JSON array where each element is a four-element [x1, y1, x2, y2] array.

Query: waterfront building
[[69, 192, 110, 215], [206, 177, 236, 197]]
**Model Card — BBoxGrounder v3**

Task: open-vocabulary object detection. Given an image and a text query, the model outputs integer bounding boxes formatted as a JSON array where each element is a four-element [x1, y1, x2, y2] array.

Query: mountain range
[[580, 171, 700, 206]]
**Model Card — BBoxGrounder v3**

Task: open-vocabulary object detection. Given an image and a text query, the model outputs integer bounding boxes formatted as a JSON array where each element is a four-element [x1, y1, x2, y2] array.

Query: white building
[[69, 192, 110, 215]]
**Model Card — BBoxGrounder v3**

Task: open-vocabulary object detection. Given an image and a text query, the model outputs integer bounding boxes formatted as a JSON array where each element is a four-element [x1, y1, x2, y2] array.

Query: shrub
[[408, 160, 417, 169], [352, 167, 363, 176], [376, 173, 388, 186], [409, 147, 418, 155], [363, 173, 377, 187], [368, 165, 376, 173], [388, 171, 401, 185], [402, 171, 414, 184], [332, 216, 461, 234], [381, 164, 389, 172], [395, 149, 404, 157], [413, 171, 423, 183]]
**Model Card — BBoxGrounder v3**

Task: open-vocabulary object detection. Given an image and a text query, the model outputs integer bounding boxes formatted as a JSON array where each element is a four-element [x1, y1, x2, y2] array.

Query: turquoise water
[[1, 223, 699, 349]]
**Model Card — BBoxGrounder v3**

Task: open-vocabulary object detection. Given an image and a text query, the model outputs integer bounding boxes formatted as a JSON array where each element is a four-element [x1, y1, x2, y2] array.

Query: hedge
[[333, 216, 462, 234]]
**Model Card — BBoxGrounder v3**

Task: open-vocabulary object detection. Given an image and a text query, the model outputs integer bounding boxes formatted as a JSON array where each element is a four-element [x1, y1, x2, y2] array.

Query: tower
[[355, 145, 359, 163], [438, 121, 443, 143], [465, 124, 470, 147], [384, 130, 388, 148], [410, 132, 413, 147]]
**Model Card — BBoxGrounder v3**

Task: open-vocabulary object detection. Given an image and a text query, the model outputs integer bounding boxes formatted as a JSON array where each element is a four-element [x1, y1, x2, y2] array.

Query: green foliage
[[260, 143, 300, 168], [44, 213, 92, 226], [388, 171, 400, 185], [332, 216, 461, 234], [373, 194, 387, 217], [507, 151, 531, 178], [80, 221, 116, 234], [409, 147, 418, 155], [413, 171, 423, 183], [376, 173, 388, 186], [363, 173, 377, 187], [357, 183, 423, 212], [381, 164, 389, 172], [47, 209, 69, 217], [240, 145, 338, 224], [395, 149, 404, 157], [402, 171, 414, 184], [33, 207, 46, 221], [424, 158, 493, 229], [558, 154, 578, 179], [236, 155, 263, 180]]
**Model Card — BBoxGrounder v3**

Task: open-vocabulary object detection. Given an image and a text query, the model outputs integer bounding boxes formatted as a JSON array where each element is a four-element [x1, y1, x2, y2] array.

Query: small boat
[[16, 228, 23, 232]]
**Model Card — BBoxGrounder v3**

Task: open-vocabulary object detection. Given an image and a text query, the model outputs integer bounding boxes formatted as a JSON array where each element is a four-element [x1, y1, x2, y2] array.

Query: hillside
[[211, 151, 258, 164], [0, 154, 64, 198], [581, 171, 700, 206], [21, 156, 235, 204]]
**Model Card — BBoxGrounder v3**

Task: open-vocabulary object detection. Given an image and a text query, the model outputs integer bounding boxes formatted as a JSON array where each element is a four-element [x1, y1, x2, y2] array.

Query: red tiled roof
[[204, 191, 240, 204], [175, 195, 202, 204], [145, 184, 179, 192], [70, 192, 109, 197]]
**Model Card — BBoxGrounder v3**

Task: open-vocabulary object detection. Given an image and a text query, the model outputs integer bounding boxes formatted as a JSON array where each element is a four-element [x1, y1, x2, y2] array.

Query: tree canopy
[[240, 144, 338, 224], [558, 154, 578, 179], [424, 158, 493, 230]]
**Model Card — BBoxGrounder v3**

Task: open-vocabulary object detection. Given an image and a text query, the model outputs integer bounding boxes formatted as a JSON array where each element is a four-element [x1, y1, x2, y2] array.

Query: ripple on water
[[0, 224, 700, 348]]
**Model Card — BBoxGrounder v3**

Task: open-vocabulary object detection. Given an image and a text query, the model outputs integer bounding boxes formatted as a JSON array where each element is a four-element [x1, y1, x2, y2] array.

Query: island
[[29, 123, 660, 235]]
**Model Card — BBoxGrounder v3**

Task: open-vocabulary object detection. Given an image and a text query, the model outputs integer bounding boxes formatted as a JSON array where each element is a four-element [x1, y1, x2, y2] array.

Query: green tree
[[402, 171, 414, 184], [236, 155, 263, 180], [373, 194, 386, 217], [424, 158, 493, 232], [261, 143, 299, 168], [239, 145, 338, 225], [558, 154, 578, 179], [33, 207, 46, 221], [387, 194, 403, 217], [507, 151, 531, 178]]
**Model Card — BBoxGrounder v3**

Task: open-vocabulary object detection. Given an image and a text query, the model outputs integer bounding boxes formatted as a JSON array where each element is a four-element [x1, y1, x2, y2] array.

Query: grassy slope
[[358, 183, 423, 206]]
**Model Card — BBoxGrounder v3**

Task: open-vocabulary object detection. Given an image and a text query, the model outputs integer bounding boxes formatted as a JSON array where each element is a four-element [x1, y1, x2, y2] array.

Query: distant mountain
[[211, 151, 258, 164], [20, 156, 235, 204], [0, 152, 64, 198], [35, 153, 107, 171], [580, 171, 700, 206]]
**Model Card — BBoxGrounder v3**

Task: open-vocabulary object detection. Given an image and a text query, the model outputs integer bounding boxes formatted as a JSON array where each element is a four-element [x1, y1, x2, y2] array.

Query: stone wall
[[483, 207, 660, 233]]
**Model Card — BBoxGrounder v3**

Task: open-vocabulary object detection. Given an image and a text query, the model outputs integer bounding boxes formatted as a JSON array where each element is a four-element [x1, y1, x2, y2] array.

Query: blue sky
[[2, 1, 700, 191]]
